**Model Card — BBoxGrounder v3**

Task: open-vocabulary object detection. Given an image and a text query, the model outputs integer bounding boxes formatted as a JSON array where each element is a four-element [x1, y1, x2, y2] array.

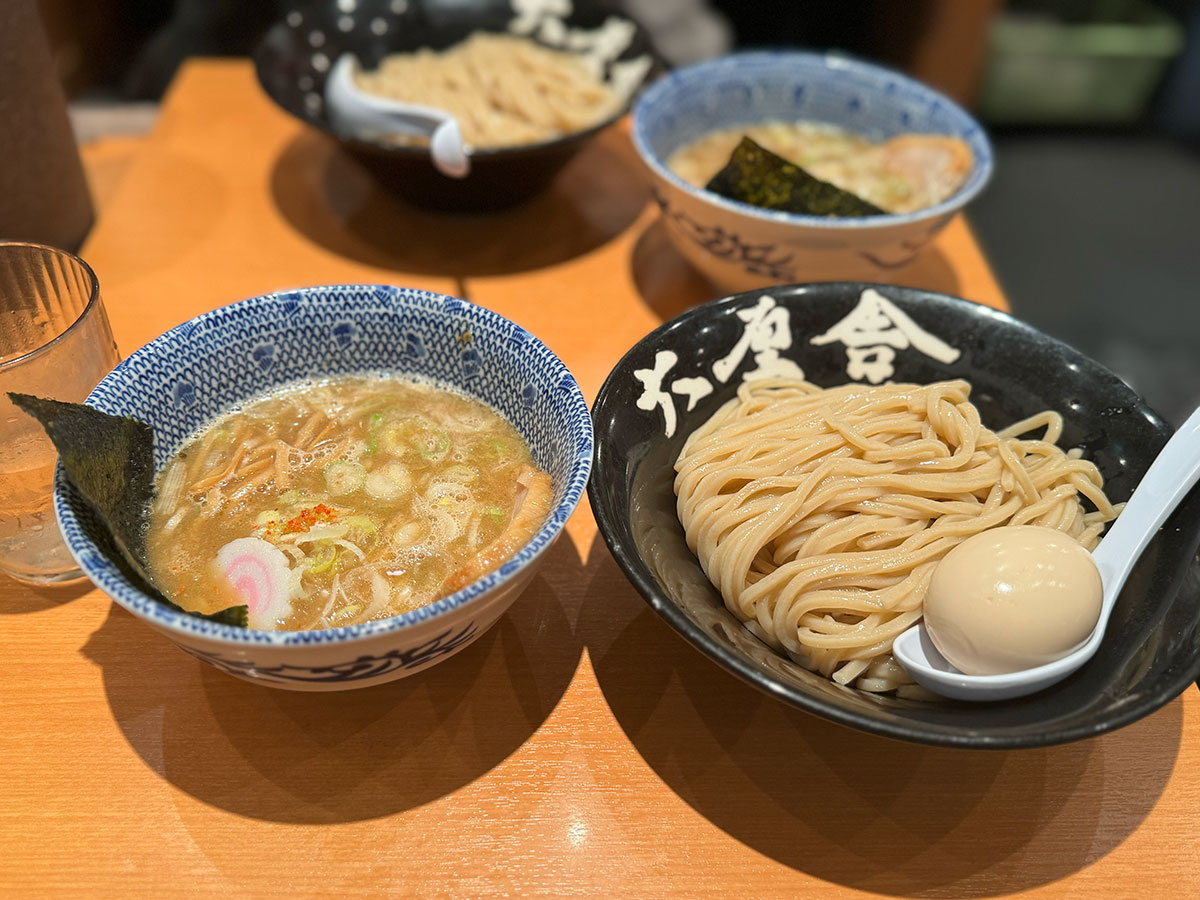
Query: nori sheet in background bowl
[[706, 136, 886, 217], [9, 393, 247, 626]]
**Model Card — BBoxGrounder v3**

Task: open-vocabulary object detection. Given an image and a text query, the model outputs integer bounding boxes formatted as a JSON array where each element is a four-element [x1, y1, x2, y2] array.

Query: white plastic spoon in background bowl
[[893, 405, 1200, 702], [324, 53, 470, 179]]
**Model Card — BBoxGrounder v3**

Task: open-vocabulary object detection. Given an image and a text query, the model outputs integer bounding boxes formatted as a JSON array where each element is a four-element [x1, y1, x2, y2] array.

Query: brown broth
[[146, 375, 552, 630]]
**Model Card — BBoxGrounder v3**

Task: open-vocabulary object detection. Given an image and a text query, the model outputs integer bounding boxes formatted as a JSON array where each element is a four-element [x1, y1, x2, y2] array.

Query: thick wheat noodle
[[353, 33, 624, 148], [674, 378, 1121, 694]]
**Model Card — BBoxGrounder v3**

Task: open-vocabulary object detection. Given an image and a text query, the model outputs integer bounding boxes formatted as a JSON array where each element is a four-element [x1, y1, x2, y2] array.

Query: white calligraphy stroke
[[510, 0, 571, 34], [633, 350, 720, 439], [712, 295, 806, 384], [508, 0, 650, 93], [635, 350, 684, 438], [634, 289, 961, 436], [810, 287, 960, 384], [671, 376, 713, 411], [634, 294, 806, 437]]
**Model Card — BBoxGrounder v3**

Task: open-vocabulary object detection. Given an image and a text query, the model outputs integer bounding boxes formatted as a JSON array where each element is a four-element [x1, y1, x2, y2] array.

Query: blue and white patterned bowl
[[53, 285, 593, 691], [632, 51, 994, 292]]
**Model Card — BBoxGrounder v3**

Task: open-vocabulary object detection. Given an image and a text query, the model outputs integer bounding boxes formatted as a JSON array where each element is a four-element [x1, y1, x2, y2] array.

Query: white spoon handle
[[325, 54, 470, 179], [1094, 405, 1200, 599]]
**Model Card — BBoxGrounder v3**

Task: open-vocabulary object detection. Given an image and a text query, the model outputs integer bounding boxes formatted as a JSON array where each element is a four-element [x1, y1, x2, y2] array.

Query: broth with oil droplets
[[146, 375, 552, 630]]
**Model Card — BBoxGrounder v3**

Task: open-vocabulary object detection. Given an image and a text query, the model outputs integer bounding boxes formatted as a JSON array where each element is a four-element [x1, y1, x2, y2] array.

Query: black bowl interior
[[589, 282, 1200, 749], [253, 0, 658, 210]]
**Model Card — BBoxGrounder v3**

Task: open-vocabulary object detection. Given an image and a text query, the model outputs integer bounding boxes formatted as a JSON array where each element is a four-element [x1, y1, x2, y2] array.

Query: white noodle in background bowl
[[53, 285, 592, 691], [632, 51, 994, 292]]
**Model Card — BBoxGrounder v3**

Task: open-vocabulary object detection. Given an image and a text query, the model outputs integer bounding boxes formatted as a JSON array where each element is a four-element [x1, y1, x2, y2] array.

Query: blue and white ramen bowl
[[632, 51, 994, 292], [54, 285, 593, 691]]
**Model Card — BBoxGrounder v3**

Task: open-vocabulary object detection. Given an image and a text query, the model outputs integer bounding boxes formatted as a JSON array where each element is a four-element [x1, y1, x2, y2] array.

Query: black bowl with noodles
[[253, 0, 659, 211], [588, 282, 1200, 749]]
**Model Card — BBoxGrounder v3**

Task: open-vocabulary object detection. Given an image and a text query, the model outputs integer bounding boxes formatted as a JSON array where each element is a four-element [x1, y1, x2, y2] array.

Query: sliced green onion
[[379, 421, 410, 454], [365, 413, 384, 454], [306, 543, 337, 574], [477, 437, 513, 465], [444, 464, 477, 484], [410, 427, 450, 460], [364, 462, 411, 501], [345, 515, 378, 537], [325, 460, 366, 495]]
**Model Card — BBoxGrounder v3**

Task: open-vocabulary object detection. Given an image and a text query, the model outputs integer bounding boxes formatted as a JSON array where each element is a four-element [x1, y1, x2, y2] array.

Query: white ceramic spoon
[[893, 405, 1200, 701], [324, 53, 470, 179]]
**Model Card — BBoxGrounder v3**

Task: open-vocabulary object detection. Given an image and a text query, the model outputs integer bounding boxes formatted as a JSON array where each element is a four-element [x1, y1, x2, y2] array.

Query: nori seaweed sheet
[[705, 136, 886, 218], [9, 393, 247, 627]]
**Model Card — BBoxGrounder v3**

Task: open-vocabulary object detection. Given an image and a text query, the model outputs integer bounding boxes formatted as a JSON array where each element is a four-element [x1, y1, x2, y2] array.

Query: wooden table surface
[[3, 59, 1197, 899]]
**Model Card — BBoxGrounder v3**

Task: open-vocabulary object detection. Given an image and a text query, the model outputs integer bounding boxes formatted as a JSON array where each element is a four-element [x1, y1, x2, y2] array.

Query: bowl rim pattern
[[53, 284, 593, 648], [631, 49, 995, 231]]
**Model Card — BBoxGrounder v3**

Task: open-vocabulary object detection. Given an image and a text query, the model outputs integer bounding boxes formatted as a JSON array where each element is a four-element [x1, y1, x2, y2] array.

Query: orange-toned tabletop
[[3, 59, 1198, 899]]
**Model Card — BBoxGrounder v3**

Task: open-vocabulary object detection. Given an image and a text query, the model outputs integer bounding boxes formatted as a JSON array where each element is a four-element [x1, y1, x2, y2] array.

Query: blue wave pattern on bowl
[[633, 51, 994, 229], [180, 622, 480, 683], [53, 285, 593, 651], [650, 186, 800, 281]]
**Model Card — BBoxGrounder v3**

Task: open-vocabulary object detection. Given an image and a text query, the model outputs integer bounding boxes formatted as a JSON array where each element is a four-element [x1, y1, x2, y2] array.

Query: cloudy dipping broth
[[146, 375, 552, 630], [666, 120, 973, 214]]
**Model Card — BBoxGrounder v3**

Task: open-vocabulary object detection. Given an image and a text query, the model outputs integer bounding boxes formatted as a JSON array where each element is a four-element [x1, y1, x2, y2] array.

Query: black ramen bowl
[[589, 282, 1200, 749], [253, 0, 658, 211]]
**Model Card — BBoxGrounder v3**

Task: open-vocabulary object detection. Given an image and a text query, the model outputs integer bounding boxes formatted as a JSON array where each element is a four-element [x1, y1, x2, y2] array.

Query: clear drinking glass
[[0, 242, 120, 584]]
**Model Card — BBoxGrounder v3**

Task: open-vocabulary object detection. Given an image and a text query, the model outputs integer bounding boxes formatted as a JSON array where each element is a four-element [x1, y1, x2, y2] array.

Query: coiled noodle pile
[[354, 33, 626, 148], [674, 378, 1119, 694]]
